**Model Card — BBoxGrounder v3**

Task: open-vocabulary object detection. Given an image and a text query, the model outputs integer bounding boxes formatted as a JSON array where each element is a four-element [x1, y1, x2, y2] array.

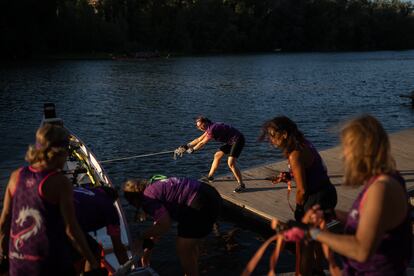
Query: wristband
[[309, 228, 321, 240], [142, 238, 154, 250]]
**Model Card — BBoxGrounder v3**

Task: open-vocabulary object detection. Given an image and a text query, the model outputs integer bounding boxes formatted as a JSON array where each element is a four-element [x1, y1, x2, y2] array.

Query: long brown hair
[[25, 124, 69, 168], [341, 115, 396, 187], [259, 116, 305, 157]]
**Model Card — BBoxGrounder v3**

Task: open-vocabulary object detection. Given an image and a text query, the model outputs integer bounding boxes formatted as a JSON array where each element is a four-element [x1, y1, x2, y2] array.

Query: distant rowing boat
[[41, 103, 158, 276]]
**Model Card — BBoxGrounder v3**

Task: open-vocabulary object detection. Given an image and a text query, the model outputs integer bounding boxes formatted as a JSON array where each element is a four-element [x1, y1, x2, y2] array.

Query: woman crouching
[[123, 176, 222, 276]]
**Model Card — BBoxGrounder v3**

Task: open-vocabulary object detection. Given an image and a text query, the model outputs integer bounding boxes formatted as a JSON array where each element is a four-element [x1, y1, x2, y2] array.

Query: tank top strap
[[358, 175, 381, 210], [38, 170, 59, 203]]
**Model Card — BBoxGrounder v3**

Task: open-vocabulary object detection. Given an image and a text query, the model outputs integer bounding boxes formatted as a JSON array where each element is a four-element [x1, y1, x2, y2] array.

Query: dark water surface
[[1, 51, 414, 274]]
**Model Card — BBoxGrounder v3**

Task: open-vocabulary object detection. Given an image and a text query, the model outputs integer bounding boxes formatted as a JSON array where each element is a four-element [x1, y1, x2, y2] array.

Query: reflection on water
[[1, 51, 414, 274]]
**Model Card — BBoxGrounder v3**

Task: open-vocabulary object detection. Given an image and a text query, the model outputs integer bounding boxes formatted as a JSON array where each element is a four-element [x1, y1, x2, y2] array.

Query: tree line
[[1, 0, 414, 59]]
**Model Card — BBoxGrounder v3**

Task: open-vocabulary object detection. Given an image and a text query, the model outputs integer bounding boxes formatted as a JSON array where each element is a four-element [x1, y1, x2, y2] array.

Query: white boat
[[41, 103, 158, 276]]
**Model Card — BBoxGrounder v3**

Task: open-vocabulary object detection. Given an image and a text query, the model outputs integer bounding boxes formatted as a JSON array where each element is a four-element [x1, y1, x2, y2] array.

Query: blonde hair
[[341, 115, 395, 186], [25, 124, 70, 168]]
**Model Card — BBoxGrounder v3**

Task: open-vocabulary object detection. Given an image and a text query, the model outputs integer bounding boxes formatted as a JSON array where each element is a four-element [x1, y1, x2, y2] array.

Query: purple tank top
[[206, 122, 242, 145], [289, 140, 331, 194], [9, 166, 72, 276], [343, 173, 412, 275], [142, 177, 200, 221]]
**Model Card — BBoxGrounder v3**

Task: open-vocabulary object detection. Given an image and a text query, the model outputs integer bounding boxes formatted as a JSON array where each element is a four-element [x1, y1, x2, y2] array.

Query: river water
[[1, 51, 414, 274]]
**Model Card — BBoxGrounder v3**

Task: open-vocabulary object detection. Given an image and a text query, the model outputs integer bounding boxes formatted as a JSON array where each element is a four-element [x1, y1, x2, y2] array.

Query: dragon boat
[[41, 103, 158, 276]]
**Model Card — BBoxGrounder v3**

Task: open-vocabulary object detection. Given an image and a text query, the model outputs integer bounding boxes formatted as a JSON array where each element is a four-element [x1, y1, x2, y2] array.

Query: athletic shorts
[[304, 183, 337, 212], [176, 183, 222, 239], [219, 135, 245, 158]]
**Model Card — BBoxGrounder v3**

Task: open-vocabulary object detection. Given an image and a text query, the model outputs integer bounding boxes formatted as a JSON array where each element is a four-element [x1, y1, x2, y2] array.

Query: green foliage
[[1, 0, 414, 58]]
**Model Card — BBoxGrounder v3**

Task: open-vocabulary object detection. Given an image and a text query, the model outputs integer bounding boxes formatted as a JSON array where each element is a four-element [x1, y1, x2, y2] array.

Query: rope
[[241, 233, 283, 276], [100, 150, 176, 164], [242, 219, 288, 276], [269, 171, 295, 213], [243, 218, 341, 276]]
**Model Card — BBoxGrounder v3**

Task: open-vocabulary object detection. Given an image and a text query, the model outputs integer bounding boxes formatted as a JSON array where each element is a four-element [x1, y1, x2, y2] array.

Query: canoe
[[41, 103, 158, 276]]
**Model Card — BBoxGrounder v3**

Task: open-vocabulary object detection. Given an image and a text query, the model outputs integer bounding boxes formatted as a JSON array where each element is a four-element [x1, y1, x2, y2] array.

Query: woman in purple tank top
[[123, 176, 222, 276], [304, 115, 412, 275], [260, 116, 337, 275], [260, 116, 337, 219], [177, 116, 246, 193], [0, 124, 100, 275]]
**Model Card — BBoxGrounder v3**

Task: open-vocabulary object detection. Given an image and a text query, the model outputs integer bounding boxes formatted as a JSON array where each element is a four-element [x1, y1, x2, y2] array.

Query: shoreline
[[2, 49, 414, 62]]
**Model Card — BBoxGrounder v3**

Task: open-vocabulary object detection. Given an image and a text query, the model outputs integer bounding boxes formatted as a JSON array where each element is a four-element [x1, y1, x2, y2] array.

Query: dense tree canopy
[[1, 0, 413, 58]]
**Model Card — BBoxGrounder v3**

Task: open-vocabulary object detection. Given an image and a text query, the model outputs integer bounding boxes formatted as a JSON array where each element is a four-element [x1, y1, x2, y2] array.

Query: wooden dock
[[209, 128, 414, 225]]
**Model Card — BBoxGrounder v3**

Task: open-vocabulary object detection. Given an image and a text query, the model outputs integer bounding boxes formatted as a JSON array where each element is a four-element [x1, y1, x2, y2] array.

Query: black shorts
[[219, 135, 245, 158], [304, 183, 337, 212], [177, 183, 222, 239]]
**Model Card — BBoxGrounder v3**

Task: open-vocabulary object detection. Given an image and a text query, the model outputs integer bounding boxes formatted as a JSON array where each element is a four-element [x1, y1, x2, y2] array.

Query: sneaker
[[233, 184, 246, 193], [201, 175, 214, 183]]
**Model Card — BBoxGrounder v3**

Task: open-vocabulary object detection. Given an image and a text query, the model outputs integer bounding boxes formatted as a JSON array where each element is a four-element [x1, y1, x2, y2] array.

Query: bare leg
[[227, 156, 243, 184], [176, 237, 200, 276], [208, 151, 225, 178]]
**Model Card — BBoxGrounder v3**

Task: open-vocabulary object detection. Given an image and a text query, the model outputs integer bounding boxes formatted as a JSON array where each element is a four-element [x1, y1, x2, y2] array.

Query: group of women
[[123, 114, 412, 275], [0, 113, 412, 276], [258, 115, 412, 275]]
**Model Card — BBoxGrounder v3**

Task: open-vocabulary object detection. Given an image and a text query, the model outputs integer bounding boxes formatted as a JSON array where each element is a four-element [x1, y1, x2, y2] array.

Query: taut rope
[[100, 150, 176, 163]]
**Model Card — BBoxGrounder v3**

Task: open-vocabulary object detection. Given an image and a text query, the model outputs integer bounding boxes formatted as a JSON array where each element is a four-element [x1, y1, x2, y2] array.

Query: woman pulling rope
[[259, 116, 337, 274]]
